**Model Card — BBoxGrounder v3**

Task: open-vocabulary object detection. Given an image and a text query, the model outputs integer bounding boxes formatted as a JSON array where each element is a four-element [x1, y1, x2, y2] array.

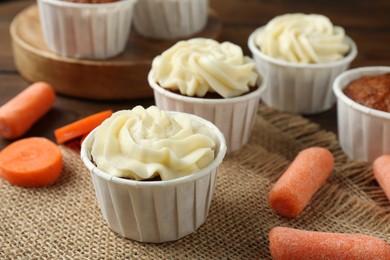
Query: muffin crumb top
[[343, 73, 390, 112]]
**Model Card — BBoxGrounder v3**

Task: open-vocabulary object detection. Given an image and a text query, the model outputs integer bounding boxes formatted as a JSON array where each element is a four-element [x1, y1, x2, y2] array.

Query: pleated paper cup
[[80, 112, 226, 243], [37, 0, 137, 59], [333, 66, 390, 162], [133, 0, 208, 40], [248, 27, 357, 114], [148, 70, 266, 153]]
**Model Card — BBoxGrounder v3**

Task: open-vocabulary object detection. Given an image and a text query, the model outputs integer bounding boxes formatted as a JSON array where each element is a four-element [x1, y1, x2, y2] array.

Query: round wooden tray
[[10, 5, 222, 100]]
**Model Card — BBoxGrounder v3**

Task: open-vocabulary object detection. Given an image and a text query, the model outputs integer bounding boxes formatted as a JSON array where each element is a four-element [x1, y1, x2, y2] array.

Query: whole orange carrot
[[0, 82, 56, 139], [269, 226, 390, 260], [54, 110, 112, 144], [0, 137, 62, 187], [373, 154, 390, 201], [269, 147, 334, 217]]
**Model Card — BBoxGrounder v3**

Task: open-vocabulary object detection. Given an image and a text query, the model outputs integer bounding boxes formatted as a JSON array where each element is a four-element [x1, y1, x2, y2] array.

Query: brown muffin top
[[63, 0, 121, 3], [343, 73, 390, 112]]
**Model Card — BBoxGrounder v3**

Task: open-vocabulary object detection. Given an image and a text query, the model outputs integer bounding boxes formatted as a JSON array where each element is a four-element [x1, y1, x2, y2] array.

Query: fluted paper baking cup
[[248, 27, 357, 114], [148, 70, 266, 153], [37, 0, 137, 59], [80, 112, 226, 243], [333, 66, 390, 162], [133, 0, 208, 39]]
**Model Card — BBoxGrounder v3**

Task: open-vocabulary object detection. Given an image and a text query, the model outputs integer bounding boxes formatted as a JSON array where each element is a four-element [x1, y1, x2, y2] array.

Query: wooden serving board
[[10, 5, 222, 100]]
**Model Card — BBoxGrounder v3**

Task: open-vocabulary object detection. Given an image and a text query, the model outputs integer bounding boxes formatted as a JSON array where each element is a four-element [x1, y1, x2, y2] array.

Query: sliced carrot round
[[0, 137, 62, 187]]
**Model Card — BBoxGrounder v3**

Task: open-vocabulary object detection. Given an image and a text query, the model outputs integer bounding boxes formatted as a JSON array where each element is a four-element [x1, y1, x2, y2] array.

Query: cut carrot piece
[[54, 110, 112, 144], [0, 82, 56, 139], [0, 137, 62, 187], [269, 147, 334, 217], [269, 226, 390, 260], [373, 154, 390, 201]]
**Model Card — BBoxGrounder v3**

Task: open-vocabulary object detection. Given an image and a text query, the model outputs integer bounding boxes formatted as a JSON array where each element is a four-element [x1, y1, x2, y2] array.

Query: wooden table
[[0, 0, 389, 150]]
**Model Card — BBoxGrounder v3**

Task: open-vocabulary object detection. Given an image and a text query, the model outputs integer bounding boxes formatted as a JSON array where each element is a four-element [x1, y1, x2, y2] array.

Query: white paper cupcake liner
[[148, 70, 266, 153], [81, 112, 226, 243], [132, 0, 208, 39], [37, 0, 137, 59], [248, 27, 358, 114], [333, 66, 390, 162]]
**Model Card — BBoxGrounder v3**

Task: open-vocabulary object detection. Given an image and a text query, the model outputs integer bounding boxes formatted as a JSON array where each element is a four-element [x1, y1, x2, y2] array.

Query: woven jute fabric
[[1, 104, 389, 259]]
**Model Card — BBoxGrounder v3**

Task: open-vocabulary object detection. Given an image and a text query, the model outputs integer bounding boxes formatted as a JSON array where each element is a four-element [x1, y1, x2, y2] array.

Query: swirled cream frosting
[[151, 38, 258, 98], [91, 106, 216, 181], [255, 13, 350, 64]]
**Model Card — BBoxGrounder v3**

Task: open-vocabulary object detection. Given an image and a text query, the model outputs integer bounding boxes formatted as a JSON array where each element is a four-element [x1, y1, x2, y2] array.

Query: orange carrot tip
[[269, 147, 334, 217], [269, 226, 390, 260], [0, 82, 56, 139], [373, 154, 390, 201], [0, 137, 62, 187], [54, 110, 112, 144]]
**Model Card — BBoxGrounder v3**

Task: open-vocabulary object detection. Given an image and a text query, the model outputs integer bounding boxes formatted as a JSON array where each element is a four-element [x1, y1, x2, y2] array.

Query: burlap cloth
[[1, 104, 389, 259]]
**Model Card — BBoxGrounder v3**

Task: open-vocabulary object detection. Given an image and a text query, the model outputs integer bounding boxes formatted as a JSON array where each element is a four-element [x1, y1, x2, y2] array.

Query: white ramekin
[[37, 0, 138, 59], [148, 70, 266, 153], [80, 111, 227, 243], [333, 66, 390, 162], [248, 27, 358, 114], [132, 0, 209, 39]]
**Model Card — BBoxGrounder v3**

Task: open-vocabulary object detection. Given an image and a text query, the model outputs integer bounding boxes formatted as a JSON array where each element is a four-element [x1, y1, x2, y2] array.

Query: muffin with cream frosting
[[333, 67, 390, 162], [91, 106, 217, 181], [38, 0, 138, 59], [149, 38, 266, 153], [81, 106, 226, 242], [248, 13, 357, 114]]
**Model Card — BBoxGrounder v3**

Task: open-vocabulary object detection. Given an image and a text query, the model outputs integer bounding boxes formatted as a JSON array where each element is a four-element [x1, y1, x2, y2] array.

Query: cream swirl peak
[[151, 38, 258, 98], [255, 13, 350, 64], [91, 106, 216, 181]]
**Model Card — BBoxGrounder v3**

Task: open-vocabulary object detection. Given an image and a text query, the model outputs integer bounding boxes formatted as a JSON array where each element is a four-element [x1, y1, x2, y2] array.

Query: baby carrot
[[269, 147, 334, 217], [373, 154, 390, 201], [54, 110, 112, 144], [0, 137, 62, 187], [0, 82, 56, 139], [269, 226, 390, 260]]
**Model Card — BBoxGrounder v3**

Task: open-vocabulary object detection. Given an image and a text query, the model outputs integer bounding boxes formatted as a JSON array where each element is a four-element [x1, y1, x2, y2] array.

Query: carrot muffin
[[37, 0, 137, 59], [254, 13, 350, 64], [149, 38, 265, 153], [81, 106, 227, 243], [343, 73, 390, 113], [152, 38, 259, 98], [248, 13, 357, 114], [91, 106, 218, 181], [332, 66, 390, 162]]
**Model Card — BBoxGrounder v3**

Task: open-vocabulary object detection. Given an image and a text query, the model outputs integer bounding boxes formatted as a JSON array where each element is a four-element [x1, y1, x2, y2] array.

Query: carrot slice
[[54, 110, 112, 144], [269, 147, 334, 217], [0, 82, 56, 139], [269, 226, 390, 260], [0, 137, 62, 187]]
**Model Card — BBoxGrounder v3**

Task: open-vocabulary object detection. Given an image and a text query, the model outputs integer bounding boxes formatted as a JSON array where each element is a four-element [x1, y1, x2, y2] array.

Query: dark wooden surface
[[0, 0, 389, 149]]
